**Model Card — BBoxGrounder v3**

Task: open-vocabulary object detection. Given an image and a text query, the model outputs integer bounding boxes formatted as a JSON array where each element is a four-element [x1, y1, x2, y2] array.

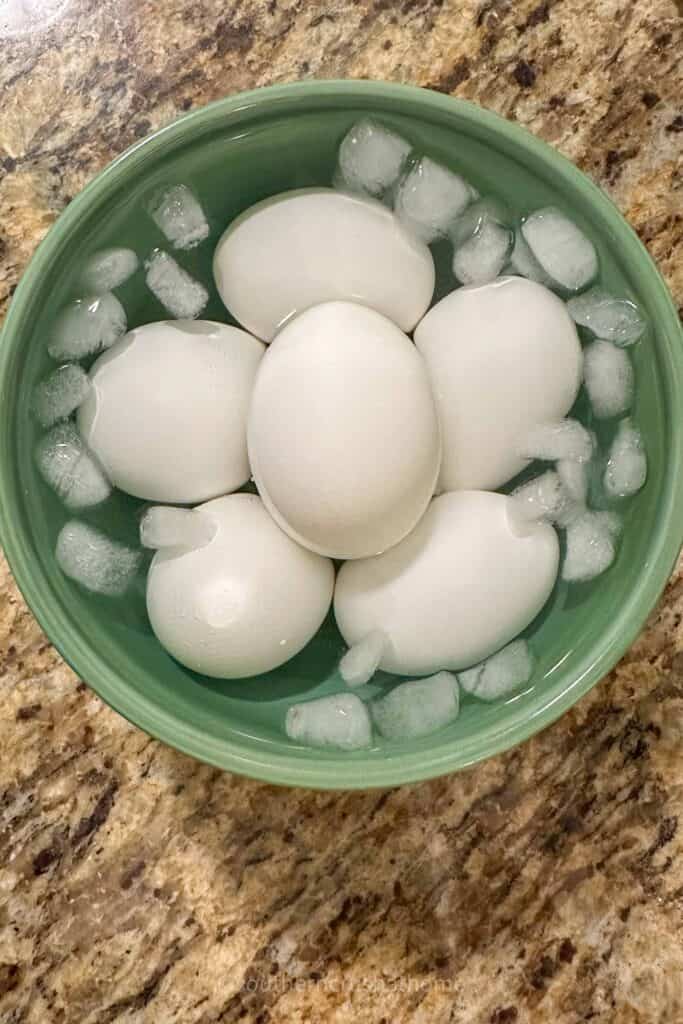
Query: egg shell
[[213, 188, 435, 341], [146, 493, 335, 679], [334, 490, 559, 675], [78, 320, 265, 504], [248, 301, 442, 560], [414, 276, 583, 491]]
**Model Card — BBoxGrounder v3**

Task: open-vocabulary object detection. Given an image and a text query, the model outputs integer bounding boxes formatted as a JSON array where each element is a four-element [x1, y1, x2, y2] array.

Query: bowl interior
[[1, 82, 682, 788]]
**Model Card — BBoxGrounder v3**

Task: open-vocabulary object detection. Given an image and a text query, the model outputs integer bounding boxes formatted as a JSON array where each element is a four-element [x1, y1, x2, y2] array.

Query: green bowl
[[1, 81, 682, 789]]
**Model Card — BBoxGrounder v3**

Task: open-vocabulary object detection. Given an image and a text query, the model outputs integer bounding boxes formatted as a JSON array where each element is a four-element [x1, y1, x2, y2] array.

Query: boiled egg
[[334, 490, 559, 675], [213, 188, 435, 340], [248, 301, 441, 560], [78, 320, 264, 504], [146, 493, 335, 678], [414, 276, 583, 491]]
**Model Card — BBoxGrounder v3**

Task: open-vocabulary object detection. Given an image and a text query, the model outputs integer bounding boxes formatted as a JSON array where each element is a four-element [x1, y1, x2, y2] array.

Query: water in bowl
[[18, 108, 659, 753]]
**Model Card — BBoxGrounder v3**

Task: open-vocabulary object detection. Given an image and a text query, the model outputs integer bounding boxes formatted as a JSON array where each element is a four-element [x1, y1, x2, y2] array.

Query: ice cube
[[603, 418, 647, 498], [452, 198, 510, 247], [583, 339, 633, 420], [36, 422, 111, 510], [48, 293, 127, 361], [32, 364, 91, 428], [518, 418, 594, 464], [556, 458, 589, 507], [508, 230, 553, 285], [521, 207, 598, 292], [145, 250, 208, 319], [140, 506, 216, 551], [334, 119, 411, 198], [80, 247, 138, 294], [451, 200, 512, 285], [370, 671, 460, 740], [562, 510, 621, 582], [567, 287, 645, 346], [453, 220, 512, 284], [339, 630, 387, 687], [458, 640, 533, 702], [509, 470, 572, 528], [393, 157, 472, 243], [149, 184, 210, 250], [285, 693, 372, 751], [56, 520, 141, 596]]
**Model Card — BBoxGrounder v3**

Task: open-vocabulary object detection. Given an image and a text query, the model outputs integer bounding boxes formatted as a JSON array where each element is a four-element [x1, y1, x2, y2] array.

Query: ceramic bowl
[[1, 81, 682, 788]]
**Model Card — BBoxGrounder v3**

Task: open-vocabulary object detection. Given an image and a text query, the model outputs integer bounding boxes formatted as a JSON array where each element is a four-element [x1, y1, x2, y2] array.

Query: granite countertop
[[1, 1, 682, 1021]]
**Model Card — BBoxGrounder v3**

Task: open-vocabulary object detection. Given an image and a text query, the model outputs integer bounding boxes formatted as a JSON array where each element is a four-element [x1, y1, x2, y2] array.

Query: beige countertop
[[1, 1, 683, 1021]]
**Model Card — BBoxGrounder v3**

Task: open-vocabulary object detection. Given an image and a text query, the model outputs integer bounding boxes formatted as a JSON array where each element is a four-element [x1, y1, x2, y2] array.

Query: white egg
[[78, 320, 265, 504], [146, 493, 335, 678], [248, 301, 441, 560], [334, 490, 559, 675], [414, 276, 583, 491], [213, 188, 435, 341]]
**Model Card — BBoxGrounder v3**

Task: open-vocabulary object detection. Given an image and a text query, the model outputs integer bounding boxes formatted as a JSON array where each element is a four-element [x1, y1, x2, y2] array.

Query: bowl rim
[[2, 79, 682, 790]]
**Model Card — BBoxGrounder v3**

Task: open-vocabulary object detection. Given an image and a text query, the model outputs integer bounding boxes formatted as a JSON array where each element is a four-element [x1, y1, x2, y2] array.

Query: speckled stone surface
[[1, 1, 683, 1021]]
